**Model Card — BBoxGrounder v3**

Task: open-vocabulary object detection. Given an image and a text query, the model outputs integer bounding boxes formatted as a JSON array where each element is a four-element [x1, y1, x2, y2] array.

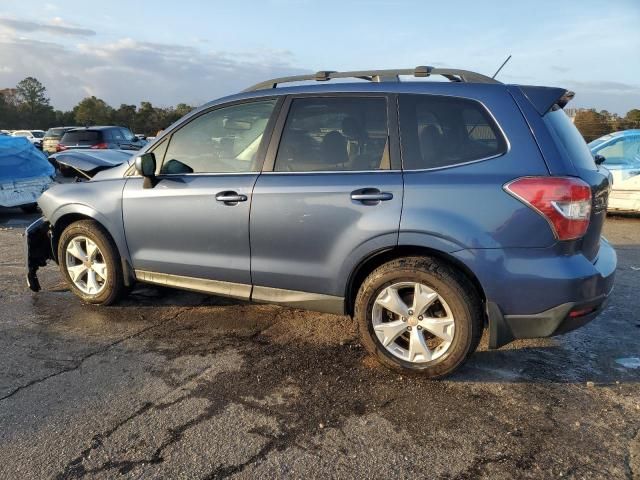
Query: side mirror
[[134, 152, 157, 188], [594, 154, 606, 166]]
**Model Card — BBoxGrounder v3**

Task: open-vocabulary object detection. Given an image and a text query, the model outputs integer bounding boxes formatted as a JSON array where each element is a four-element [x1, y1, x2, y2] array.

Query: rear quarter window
[[543, 108, 597, 171], [399, 94, 507, 170]]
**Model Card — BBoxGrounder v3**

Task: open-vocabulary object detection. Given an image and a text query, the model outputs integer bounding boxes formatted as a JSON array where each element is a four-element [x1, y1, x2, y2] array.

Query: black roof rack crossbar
[[243, 66, 499, 92]]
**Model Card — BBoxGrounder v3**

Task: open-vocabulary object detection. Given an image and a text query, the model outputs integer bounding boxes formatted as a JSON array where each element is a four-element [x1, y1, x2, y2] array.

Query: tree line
[[0, 77, 194, 136], [1, 76, 639, 141], [573, 109, 640, 142]]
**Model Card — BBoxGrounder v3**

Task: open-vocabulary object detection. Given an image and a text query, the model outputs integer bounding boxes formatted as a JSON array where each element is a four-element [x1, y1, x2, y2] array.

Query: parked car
[[42, 126, 80, 155], [589, 130, 640, 213], [12, 129, 45, 149], [1, 136, 54, 212], [57, 126, 146, 152], [25, 66, 616, 378]]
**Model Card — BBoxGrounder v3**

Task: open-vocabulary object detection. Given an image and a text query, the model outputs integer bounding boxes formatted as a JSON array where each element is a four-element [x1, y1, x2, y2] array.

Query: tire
[[354, 256, 483, 378], [20, 203, 39, 213], [57, 220, 124, 305]]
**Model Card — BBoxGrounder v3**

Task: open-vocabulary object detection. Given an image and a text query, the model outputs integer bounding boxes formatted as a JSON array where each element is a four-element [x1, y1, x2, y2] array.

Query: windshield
[[32, 131, 45, 138]]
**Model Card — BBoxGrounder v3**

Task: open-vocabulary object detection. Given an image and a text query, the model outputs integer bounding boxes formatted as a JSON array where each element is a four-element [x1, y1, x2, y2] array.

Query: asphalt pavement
[[0, 206, 638, 479]]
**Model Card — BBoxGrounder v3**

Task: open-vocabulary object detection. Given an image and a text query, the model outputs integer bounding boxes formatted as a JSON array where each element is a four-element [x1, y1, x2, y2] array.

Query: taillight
[[56, 144, 67, 152], [504, 177, 592, 241], [91, 143, 108, 149]]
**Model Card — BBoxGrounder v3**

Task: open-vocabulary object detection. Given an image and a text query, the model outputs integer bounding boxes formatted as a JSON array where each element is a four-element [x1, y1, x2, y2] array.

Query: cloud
[[0, 35, 306, 110], [0, 17, 96, 36]]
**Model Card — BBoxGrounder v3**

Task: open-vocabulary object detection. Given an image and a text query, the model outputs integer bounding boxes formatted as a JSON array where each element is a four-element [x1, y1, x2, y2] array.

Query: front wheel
[[58, 220, 124, 305], [354, 256, 483, 378]]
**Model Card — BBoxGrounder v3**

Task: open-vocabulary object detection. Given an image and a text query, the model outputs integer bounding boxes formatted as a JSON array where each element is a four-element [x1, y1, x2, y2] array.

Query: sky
[[0, 0, 639, 114]]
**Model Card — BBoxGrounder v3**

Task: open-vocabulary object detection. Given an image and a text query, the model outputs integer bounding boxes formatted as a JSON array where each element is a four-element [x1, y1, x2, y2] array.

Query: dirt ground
[[0, 207, 638, 479]]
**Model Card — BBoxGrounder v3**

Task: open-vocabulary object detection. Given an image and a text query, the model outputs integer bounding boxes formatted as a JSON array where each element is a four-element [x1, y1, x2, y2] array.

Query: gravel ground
[[0, 207, 638, 479]]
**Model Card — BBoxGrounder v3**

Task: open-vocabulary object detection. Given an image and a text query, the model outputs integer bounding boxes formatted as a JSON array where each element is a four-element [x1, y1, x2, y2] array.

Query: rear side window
[[274, 97, 389, 172], [62, 130, 101, 145], [544, 108, 597, 171], [399, 94, 507, 170]]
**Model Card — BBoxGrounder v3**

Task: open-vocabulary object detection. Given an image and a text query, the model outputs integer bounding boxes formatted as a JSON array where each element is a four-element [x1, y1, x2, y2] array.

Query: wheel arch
[[345, 245, 487, 317], [51, 209, 135, 286]]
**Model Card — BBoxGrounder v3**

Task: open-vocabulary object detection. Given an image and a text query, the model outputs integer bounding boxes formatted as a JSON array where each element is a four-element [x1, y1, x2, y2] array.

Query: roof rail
[[243, 66, 500, 92]]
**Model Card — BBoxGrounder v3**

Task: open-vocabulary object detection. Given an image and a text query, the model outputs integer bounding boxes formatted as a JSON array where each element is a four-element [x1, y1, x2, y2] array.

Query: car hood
[[50, 149, 134, 179]]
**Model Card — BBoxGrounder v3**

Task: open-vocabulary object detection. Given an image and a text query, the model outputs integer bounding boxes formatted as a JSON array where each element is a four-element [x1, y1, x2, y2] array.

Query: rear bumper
[[479, 238, 617, 348], [24, 217, 54, 292], [487, 292, 611, 349]]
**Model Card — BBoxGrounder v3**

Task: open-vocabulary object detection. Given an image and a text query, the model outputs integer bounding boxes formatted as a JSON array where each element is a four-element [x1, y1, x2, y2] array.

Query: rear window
[[32, 131, 44, 138], [543, 108, 597, 171], [398, 94, 507, 170], [61, 130, 102, 144]]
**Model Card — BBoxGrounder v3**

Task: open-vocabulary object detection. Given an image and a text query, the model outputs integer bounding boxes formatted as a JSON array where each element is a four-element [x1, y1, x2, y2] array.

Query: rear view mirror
[[594, 154, 606, 166], [135, 152, 157, 188]]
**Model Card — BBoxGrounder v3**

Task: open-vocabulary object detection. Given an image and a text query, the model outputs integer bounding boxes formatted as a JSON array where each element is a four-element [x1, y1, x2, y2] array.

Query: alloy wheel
[[65, 235, 108, 295], [371, 281, 455, 363]]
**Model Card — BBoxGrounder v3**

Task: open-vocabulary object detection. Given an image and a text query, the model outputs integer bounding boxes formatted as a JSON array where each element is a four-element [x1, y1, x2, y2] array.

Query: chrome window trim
[[261, 169, 402, 175]]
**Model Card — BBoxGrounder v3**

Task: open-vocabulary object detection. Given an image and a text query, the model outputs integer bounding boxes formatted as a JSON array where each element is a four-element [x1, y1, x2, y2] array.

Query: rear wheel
[[355, 256, 483, 378], [57, 220, 124, 305]]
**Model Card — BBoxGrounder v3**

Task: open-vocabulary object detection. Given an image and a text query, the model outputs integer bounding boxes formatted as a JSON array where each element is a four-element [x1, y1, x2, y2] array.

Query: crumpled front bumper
[[24, 217, 54, 291]]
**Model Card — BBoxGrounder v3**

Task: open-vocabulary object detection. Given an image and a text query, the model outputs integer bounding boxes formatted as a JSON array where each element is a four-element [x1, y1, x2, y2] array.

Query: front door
[[122, 98, 279, 295], [250, 95, 403, 308]]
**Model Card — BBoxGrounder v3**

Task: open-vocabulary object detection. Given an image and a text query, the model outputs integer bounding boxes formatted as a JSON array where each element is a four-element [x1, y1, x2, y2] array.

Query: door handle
[[351, 189, 393, 204], [215, 191, 247, 204]]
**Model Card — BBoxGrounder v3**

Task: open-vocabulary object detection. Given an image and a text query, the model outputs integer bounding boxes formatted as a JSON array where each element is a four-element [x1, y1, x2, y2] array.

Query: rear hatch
[[60, 129, 103, 149], [542, 104, 610, 261]]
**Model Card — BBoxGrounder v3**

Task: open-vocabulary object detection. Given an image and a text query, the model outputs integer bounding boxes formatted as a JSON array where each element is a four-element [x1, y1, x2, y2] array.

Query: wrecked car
[[0, 136, 54, 212]]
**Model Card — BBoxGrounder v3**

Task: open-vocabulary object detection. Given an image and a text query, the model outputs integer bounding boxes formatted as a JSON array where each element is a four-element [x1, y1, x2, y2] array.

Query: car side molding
[[134, 270, 345, 315], [135, 270, 251, 300]]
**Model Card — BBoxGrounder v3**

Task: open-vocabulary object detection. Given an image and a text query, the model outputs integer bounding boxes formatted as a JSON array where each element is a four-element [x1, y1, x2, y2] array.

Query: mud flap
[[487, 302, 514, 349]]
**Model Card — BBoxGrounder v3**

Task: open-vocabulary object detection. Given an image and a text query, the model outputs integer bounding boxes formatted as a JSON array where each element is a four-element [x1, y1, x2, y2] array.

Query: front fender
[[48, 203, 131, 267]]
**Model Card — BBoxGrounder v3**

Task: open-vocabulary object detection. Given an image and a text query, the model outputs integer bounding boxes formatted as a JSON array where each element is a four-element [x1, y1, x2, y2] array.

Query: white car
[[12, 129, 46, 149], [589, 130, 640, 213]]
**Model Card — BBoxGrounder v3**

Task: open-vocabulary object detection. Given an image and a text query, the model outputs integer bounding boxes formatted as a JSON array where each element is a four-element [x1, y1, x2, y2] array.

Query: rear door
[[250, 94, 403, 306]]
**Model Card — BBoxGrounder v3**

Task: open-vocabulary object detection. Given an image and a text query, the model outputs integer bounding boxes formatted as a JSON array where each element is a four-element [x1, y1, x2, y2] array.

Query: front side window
[[161, 99, 277, 174], [274, 97, 389, 172], [399, 94, 507, 170]]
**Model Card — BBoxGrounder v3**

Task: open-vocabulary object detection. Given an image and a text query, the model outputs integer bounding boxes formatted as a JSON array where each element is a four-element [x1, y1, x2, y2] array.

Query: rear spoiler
[[517, 86, 575, 116]]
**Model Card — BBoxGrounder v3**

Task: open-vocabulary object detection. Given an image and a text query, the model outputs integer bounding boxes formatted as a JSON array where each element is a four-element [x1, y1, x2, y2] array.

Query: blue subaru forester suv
[[25, 66, 616, 378]]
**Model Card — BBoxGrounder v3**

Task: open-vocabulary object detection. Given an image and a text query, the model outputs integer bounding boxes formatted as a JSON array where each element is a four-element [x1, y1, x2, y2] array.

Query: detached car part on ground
[[589, 130, 640, 213], [0, 136, 54, 211], [25, 66, 616, 378]]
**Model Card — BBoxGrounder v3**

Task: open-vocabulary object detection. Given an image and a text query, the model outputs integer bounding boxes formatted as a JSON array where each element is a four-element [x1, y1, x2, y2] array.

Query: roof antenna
[[492, 54, 512, 79]]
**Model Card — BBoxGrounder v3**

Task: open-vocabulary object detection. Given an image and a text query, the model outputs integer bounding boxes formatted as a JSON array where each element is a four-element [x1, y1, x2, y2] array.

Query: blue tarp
[[0, 136, 54, 181]]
